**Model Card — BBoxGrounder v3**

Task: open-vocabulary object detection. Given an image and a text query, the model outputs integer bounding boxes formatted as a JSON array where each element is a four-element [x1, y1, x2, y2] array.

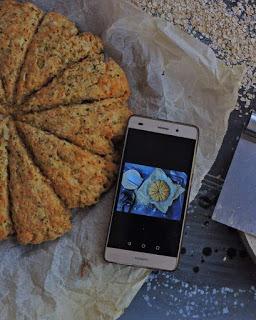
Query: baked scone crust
[[16, 11, 103, 104], [0, 119, 13, 240], [0, 80, 6, 104], [0, 0, 43, 103], [0, 105, 8, 116], [16, 122, 117, 209], [8, 121, 71, 244], [0, 0, 131, 245]]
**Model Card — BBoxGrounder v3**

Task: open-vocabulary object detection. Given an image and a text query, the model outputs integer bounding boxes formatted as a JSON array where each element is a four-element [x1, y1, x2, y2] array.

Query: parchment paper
[[0, 1, 244, 319]]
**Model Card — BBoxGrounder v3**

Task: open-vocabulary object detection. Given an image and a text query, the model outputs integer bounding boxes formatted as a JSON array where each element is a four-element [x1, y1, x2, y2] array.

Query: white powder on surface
[[141, 272, 256, 318]]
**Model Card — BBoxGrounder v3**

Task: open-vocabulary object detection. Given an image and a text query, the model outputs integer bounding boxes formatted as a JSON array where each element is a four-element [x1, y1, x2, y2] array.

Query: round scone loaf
[[148, 180, 170, 202], [0, 0, 132, 244]]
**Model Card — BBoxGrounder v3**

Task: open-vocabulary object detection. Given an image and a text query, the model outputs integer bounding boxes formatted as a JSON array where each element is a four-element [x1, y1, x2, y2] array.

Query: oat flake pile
[[131, 0, 256, 116]]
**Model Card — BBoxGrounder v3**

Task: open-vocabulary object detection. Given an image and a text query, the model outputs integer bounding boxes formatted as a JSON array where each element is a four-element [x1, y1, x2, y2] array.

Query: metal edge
[[239, 232, 256, 264]]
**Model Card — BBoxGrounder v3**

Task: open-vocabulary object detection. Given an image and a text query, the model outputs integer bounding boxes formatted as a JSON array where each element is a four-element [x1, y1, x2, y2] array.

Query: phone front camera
[[176, 129, 179, 132], [138, 123, 144, 126]]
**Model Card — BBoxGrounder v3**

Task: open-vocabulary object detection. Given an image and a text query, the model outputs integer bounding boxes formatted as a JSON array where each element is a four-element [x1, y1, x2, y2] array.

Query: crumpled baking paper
[[0, 0, 244, 319]]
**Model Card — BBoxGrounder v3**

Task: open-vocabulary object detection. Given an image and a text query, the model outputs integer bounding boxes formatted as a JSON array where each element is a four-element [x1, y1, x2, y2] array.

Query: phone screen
[[107, 128, 196, 257]]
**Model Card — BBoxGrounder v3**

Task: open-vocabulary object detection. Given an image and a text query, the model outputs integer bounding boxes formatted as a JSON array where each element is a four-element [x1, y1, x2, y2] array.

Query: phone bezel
[[104, 115, 199, 271]]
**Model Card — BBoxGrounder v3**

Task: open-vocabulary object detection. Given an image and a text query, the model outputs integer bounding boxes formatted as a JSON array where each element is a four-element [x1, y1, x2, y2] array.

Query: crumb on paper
[[79, 258, 91, 278]]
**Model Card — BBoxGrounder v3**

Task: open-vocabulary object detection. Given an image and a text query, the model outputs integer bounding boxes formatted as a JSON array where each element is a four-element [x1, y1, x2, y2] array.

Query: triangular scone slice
[[16, 11, 103, 104], [0, 119, 13, 240], [17, 98, 132, 156], [8, 121, 71, 245], [16, 122, 117, 209], [0, 0, 44, 104], [19, 58, 130, 114]]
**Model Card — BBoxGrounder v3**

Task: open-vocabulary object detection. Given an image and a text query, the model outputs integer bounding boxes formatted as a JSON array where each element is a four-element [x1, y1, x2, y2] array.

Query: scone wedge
[[8, 121, 71, 245], [0, 0, 43, 103], [17, 98, 132, 156], [16, 122, 117, 209], [16, 11, 103, 104], [0, 119, 13, 240], [19, 58, 130, 114]]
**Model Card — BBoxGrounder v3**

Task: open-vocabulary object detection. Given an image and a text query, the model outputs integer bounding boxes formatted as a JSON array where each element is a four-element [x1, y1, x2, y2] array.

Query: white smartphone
[[105, 115, 199, 271]]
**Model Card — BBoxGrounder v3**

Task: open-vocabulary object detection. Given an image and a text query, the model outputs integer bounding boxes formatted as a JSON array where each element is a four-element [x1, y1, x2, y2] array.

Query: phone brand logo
[[134, 256, 148, 261]]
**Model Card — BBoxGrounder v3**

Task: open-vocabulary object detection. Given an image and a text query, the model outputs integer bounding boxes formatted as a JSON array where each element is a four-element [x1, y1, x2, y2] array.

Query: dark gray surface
[[119, 107, 256, 319]]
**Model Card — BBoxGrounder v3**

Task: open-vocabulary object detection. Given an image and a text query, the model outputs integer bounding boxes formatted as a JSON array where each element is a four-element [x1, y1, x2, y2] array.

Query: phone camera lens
[[138, 122, 143, 126], [176, 129, 179, 132]]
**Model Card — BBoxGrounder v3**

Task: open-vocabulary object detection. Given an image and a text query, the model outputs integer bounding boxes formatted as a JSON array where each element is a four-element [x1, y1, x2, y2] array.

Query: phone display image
[[116, 162, 187, 221]]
